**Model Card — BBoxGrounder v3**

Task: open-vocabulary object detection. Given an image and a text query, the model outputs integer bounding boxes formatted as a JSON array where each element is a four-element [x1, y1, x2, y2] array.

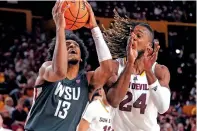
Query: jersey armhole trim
[[34, 81, 52, 88]]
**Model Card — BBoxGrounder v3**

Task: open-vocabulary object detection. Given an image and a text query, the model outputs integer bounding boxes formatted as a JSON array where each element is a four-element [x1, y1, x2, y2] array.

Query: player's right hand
[[143, 40, 160, 71], [127, 35, 138, 65], [84, 2, 98, 29], [52, 0, 70, 30]]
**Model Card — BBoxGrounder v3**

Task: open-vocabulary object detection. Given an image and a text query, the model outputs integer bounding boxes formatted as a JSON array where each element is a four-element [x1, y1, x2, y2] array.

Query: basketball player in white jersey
[[77, 88, 114, 131], [103, 13, 171, 131]]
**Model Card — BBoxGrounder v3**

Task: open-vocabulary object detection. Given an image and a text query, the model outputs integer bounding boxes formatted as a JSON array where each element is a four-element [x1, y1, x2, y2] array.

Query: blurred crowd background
[[0, 1, 196, 131]]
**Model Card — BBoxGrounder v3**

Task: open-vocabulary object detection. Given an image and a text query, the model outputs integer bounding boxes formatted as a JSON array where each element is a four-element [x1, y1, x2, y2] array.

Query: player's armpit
[[35, 61, 66, 86], [77, 119, 90, 131]]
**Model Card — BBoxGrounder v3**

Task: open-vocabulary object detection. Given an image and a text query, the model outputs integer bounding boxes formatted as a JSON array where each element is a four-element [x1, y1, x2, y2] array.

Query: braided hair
[[103, 10, 154, 59], [102, 10, 136, 58]]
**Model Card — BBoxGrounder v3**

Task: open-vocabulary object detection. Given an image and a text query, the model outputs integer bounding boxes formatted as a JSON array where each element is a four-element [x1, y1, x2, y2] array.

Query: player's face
[[66, 40, 81, 63], [128, 25, 152, 57]]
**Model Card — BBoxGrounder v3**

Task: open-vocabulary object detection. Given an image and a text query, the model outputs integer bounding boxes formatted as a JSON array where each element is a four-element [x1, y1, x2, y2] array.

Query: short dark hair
[[137, 22, 154, 42], [103, 10, 154, 58], [47, 32, 89, 70]]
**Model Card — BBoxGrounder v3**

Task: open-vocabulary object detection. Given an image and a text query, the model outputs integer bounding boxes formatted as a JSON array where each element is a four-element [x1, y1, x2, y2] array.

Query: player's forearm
[[77, 119, 90, 131], [107, 63, 134, 108], [52, 28, 68, 77], [146, 70, 171, 114], [145, 70, 157, 85], [91, 27, 113, 73]]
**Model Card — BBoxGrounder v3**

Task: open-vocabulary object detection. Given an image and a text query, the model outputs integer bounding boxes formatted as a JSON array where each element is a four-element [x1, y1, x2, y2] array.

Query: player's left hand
[[52, 0, 70, 30], [143, 40, 160, 71], [84, 1, 98, 29]]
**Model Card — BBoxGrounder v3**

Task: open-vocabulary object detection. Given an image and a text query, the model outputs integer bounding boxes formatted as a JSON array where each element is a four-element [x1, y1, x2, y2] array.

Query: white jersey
[[82, 99, 114, 131], [112, 58, 160, 131]]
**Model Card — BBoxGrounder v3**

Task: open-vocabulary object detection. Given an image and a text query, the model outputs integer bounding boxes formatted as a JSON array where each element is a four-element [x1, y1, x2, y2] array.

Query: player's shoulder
[[154, 63, 170, 79], [90, 99, 101, 106], [155, 64, 170, 74], [41, 61, 52, 68], [87, 100, 101, 110]]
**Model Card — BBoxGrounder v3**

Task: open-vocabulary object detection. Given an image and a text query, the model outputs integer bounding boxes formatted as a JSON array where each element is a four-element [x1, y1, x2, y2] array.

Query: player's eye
[[66, 42, 70, 46], [137, 34, 141, 38], [74, 43, 79, 47]]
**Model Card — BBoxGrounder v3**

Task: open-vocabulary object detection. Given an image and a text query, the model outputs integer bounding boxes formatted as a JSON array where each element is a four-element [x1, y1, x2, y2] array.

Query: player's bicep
[[89, 60, 118, 90], [42, 65, 65, 82], [155, 65, 170, 88], [77, 118, 90, 131], [36, 62, 65, 85], [91, 67, 112, 89]]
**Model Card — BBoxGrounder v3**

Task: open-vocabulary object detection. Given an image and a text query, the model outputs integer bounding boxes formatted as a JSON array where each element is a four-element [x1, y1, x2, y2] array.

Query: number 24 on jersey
[[119, 92, 147, 114]]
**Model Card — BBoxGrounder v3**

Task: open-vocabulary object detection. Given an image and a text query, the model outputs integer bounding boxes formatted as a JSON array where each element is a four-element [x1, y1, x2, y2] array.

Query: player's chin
[[68, 58, 80, 65]]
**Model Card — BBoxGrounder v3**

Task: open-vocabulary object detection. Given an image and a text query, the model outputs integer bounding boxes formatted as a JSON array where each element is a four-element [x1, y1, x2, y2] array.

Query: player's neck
[[66, 64, 80, 80], [102, 97, 110, 107], [134, 58, 144, 75]]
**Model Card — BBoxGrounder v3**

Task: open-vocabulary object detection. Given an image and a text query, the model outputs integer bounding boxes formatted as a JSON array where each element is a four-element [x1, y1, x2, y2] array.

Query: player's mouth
[[68, 49, 77, 54]]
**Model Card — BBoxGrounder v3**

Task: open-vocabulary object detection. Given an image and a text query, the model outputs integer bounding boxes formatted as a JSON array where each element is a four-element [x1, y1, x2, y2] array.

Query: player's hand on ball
[[127, 38, 138, 65], [52, 0, 70, 30], [143, 40, 160, 71], [84, 2, 98, 29]]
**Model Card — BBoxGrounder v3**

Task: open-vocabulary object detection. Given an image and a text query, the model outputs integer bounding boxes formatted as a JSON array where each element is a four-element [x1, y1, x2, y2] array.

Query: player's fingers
[[62, 3, 70, 13], [155, 45, 160, 59], [58, 1, 64, 14], [57, 0, 62, 12], [153, 39, 159, 52], [151, 52, 157, 62], [155, 45, 160, 53], [52, 1, 59, 15], [85, 1, 93, 12], [144, 49, 149, 57]]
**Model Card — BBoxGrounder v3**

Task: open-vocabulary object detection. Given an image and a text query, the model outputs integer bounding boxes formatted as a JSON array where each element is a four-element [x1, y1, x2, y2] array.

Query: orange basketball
[[63, 1, 89, 30]]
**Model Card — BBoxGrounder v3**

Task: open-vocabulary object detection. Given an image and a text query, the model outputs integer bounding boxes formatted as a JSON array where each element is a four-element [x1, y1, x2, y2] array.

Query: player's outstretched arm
[[105, 39, 138, 108], [35, 1, 70, 85], [85, 2, 113, 93], [144, 42, 171, 114]]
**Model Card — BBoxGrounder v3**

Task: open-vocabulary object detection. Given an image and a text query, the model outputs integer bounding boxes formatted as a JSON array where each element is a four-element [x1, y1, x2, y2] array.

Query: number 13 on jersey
[[54, 99, 71, 119], [119, 92, 147, 114]]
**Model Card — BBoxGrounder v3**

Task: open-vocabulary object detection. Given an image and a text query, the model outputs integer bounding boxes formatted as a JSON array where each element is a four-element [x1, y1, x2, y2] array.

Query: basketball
[[63, 1, 89, 30]]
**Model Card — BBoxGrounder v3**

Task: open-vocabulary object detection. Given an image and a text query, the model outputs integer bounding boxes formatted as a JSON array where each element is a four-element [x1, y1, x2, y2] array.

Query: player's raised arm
[[35, 1, 70, 85], [105, 38, 138, 108], [144, 42, 171, 114], [84, 2, 113, 92]]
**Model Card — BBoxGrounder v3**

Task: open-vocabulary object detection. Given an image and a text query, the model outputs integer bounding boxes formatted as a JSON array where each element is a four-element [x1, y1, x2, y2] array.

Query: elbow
[[158, 104, 170, 114], [100, 60, 114, 74]]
